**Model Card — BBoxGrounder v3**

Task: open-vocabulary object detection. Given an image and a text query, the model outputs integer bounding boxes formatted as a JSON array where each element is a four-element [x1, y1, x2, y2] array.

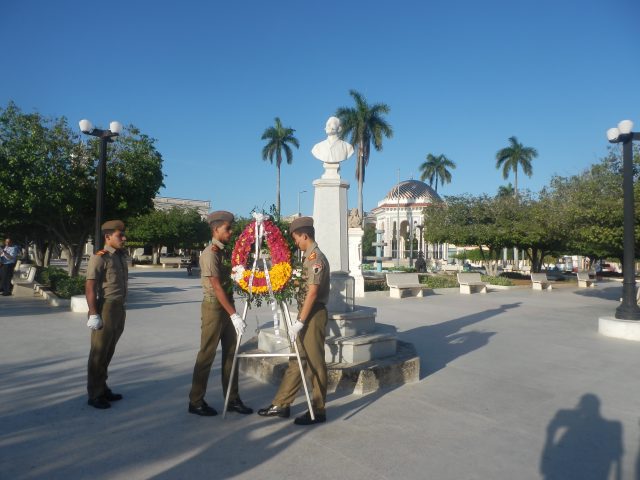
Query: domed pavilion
[[369, 179, 451, 263]]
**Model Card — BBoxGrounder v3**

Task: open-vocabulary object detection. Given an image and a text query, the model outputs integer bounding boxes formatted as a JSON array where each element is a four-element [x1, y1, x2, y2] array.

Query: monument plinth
[[247, 116, 419, 393]]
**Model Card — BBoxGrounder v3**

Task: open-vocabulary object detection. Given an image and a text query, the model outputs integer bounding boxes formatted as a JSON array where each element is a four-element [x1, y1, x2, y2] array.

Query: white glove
[[87, 314, 103, 330], [230, 313, 246, 336], [289, 320, 305, 342]]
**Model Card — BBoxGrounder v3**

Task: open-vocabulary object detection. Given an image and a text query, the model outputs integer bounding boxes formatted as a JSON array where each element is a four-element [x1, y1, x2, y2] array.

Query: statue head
[[325, 116, 342, 136]]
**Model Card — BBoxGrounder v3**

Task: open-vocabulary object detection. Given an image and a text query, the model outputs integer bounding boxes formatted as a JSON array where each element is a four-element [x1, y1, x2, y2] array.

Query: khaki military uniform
[[86, 245, 128, 399], [273, 241, 330, 414], [189, 239, 240, 406]]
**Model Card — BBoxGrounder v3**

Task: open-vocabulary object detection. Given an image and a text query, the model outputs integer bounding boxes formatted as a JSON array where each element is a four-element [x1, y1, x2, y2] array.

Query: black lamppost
[[79, 119, 122, 253], [607, 119, 640, 320]]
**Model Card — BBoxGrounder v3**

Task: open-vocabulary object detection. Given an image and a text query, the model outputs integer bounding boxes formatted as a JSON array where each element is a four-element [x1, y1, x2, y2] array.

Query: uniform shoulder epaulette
[[96, 250, 108, 256]]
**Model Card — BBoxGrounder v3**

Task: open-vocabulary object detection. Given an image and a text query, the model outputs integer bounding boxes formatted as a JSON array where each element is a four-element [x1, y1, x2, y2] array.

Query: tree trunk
[[357, 146, 364, 220], [276, 159, 281, 216], [514, 167, 519, 199]]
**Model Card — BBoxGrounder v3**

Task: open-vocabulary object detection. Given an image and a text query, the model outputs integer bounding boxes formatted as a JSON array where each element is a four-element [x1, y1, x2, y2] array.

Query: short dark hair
[[293, 226, 315, 239], [210, 220, 230, 232], [102, 229, 124, 237]]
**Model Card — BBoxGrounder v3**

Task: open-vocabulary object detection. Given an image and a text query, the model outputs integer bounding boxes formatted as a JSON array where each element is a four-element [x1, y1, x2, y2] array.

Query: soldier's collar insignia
[[308, 252, 317, 261], [96, 249, 107, 256]]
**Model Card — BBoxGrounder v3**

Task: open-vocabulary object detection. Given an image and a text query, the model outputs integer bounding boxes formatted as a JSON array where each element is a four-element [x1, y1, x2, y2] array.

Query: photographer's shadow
[[540, 394, 623, 480]]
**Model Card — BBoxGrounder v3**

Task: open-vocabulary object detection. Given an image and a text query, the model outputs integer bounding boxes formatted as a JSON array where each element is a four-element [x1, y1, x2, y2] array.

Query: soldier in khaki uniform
[[188, 211, 253, 417], [258, 216, 330, 425], [85, 220, 128, 410]]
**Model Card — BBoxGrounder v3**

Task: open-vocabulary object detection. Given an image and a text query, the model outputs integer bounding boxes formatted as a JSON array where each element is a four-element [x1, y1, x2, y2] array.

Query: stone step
[[257, 328, 397, 364], [287, 305, 378, 336], [239, 338, 419, 395], [326, 333, 397, 364]]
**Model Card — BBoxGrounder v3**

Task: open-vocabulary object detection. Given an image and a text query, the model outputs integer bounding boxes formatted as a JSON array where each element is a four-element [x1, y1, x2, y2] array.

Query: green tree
[[495, 136, 538, 198], [0, 102, 164, 275], [362, 223, 377, 257], [336, 89, 393, 219], [261, 117, 299, 215], [497, 183, 515, 198], [419, 153, 456, 192], [127, 208, 209, 264]]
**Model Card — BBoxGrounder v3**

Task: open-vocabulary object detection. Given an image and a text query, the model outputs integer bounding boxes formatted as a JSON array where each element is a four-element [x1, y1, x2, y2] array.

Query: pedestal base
[[240, 337, 419, 395], [598, 316, 640, 341]]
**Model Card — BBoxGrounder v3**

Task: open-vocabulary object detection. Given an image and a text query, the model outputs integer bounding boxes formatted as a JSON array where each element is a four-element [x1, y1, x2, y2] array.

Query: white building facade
[[369, 180, 450, 263]]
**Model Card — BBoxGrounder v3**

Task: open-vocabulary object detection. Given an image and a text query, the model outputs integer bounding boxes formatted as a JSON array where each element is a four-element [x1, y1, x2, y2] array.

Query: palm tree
[[335, 89, 393, 219], [419, 153, 456, 192], [495, 136, 538, 198], [261, 117, 299, 215]]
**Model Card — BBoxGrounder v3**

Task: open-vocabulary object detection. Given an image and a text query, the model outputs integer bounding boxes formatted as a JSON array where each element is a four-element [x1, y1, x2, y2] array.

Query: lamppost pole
[[396, 169, 400, 267], [297, 190, 307, 217], [79, 119, 122, 253], [416, 223, 424, 255], [607, 120, 640, 320]]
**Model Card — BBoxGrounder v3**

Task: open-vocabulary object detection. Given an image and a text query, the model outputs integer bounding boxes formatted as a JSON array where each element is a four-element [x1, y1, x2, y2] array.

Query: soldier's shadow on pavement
[[403, 302, 521, 379], [0, 349, 314, 480], [540, 393, 624, 480]]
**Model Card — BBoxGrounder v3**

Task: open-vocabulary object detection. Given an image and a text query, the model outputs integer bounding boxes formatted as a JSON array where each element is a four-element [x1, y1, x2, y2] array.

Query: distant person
[[0, 236, 21, 296], [415, 251, 426, 273], [258, 216, 330, 425], [85, 220, 129, 410], [188, 211, 252, 417]]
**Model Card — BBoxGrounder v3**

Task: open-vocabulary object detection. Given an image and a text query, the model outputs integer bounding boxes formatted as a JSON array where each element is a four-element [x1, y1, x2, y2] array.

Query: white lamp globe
[[607, 128, 620, 142], [618, 120, 634, 135], [109, 121, 123, 135], [79, 119, 94, 133]]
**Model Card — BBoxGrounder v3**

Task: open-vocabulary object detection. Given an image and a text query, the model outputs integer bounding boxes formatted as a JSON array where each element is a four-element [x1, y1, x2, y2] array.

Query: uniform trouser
[[87, 299, 126, 399], [0, 262, 16, 293], [273, 304, 328, 414], [189, 298, 239, 406]]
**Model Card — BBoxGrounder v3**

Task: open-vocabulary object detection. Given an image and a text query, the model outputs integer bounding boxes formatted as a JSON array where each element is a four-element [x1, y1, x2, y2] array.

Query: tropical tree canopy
[[336, 89, 393, 218], [419, 153, 456, 192], [0, 102, 164, 275], [495, 136, 537, 197], [260, 117, 299, 215]]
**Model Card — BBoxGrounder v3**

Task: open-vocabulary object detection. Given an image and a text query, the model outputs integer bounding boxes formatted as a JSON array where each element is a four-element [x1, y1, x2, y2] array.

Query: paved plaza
[[1, 269, 639, 479]]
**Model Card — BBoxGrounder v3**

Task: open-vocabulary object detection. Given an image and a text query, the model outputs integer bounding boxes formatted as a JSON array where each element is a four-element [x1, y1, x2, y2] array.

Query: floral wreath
[[231, 214, 292, 295]]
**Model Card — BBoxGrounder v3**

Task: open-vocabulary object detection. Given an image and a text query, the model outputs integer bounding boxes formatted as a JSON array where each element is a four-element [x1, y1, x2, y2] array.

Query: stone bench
[[441, 264, 460, 274], [531, 272, 552, 291], [577, 271, 596, 288], [11, 266, 37, 297], [457, 272, 487, 294], [385, 273, 428, 299]]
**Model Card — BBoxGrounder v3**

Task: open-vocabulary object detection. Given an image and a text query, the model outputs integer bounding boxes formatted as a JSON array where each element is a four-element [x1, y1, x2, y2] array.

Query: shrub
[[500, 271, 529, 280], [54, 276, 86, 299], [364, 279, 389, 291], [420, 275, 459, 288], [38, 267, 68, 290], [481, 275, 514, 286]]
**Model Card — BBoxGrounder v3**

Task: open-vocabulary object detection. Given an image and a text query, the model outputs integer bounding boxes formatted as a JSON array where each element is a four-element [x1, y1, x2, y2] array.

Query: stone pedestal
[[348, 227, 365, 298], [257, 305, 397, 364]]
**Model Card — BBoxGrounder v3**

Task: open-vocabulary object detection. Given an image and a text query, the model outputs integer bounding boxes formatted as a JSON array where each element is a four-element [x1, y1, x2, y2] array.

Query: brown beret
[[102, 220, 125, 231], [207, 210, 234, 224], [290, 216, 314, 233]]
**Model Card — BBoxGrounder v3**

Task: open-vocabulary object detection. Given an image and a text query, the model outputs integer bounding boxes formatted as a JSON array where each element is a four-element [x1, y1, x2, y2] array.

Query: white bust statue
[[311, 116, 355, 164]]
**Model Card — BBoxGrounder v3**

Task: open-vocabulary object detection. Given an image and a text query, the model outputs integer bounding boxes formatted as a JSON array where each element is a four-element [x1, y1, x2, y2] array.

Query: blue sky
[[2, 0, 639, 217]]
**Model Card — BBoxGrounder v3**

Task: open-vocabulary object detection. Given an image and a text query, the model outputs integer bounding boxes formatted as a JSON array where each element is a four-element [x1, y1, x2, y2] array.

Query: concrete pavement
[[1, 269, 639, 479]]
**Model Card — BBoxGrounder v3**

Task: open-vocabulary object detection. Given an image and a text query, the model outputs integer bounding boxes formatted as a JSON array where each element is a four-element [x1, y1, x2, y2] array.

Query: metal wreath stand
[[222, 215, 315, 420]]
